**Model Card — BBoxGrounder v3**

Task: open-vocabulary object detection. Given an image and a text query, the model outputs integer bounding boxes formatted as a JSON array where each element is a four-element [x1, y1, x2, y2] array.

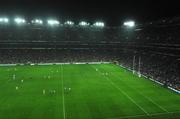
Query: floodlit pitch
[[0, 64, 179, 119]]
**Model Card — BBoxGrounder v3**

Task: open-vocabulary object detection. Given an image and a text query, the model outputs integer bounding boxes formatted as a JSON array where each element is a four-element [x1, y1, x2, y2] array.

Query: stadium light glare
[[32, 19, 43, 24], [79, 21, 89, 26], [93, 22, 105, 27], [64, 21, 74, 25], [124, 21, 135, 27], [47, 19, 60, 26], [14, 18, 26, 24], [0, 18, 9, 23]]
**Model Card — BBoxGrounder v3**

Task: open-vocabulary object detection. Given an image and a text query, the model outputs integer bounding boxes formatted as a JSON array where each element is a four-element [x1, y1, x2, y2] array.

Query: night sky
[[0, 0, 179, 26]]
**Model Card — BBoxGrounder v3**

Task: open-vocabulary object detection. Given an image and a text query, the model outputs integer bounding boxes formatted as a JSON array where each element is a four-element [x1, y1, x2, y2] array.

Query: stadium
[[0, 1, 180, 119]]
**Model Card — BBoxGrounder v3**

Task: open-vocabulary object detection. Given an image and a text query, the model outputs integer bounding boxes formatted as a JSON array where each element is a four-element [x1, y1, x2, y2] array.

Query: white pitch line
[[109, 111, 180, 119], [107, 71, 169, 113], [109, 114, 146, 119], [150, 110, 180, 116], [106, 77, 149, 115], [139, 93, 169, 113], [91, 65, 149, 116], [61, 65, 66, 119]]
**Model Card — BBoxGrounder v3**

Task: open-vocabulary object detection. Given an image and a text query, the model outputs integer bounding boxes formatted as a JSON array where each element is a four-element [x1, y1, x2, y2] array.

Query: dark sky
[[0, 0, 179, 26]]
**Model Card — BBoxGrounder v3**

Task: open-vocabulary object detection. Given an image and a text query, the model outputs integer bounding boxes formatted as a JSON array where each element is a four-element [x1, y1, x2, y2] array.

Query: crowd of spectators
[[0, 49, 118, 64], [118, 51, 180, 91]]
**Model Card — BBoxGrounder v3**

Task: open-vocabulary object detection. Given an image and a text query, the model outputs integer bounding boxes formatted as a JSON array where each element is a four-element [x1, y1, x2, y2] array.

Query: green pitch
[[0, 64, 179, 119]]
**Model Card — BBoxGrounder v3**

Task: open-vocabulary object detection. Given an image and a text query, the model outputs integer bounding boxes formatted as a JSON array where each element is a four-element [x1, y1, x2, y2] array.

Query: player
[[49, 89, 56, 95], [53, 90, 56, 94], [13, 74, 16, 80], [43, 89, 46, 95]]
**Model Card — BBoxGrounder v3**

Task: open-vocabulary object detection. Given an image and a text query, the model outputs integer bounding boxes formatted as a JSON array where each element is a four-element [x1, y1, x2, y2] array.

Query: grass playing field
[[0, 63, 179, 119]]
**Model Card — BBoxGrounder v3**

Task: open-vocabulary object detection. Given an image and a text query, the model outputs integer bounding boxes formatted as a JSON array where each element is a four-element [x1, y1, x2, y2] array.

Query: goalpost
[[132, 55, 141, 77], [138, 56, 142, 78]]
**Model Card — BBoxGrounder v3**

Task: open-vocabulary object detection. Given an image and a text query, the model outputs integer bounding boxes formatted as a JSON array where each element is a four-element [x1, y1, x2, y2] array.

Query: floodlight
[[0, 18, 9, 23], [79, 21, 89, 26], [124, 21, 135, 27], [47, 19, 60, 26], [4, 18, 9, 23], [64, 21, 74, 25], [14, 18, 26, 24], [93, 22, 104, 27], [32, 19, 43, 24]]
